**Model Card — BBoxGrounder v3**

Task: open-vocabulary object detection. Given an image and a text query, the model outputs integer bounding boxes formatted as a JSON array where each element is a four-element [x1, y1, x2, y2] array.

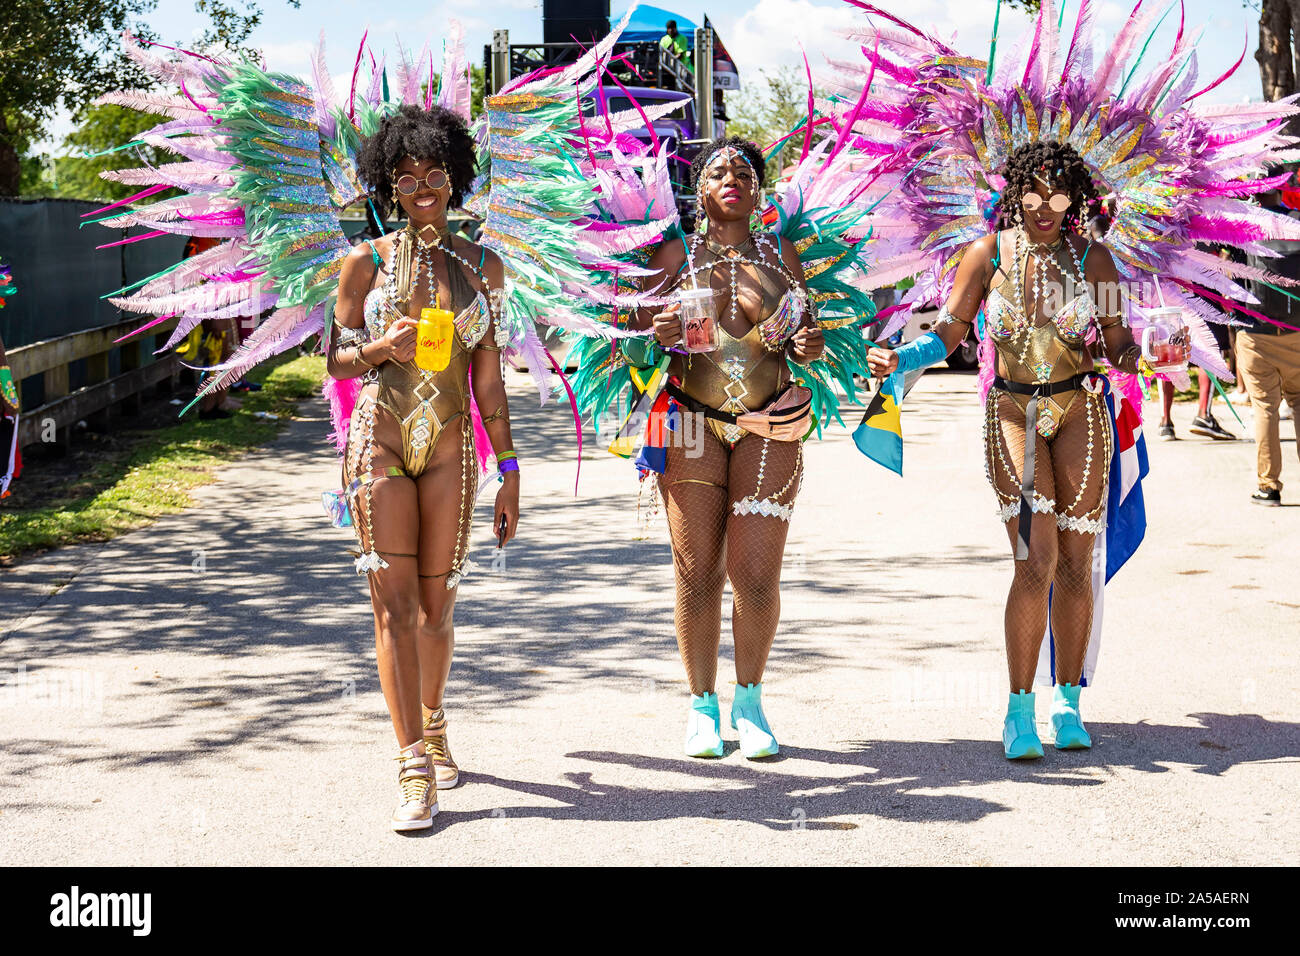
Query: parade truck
[[485, 2, 741, 224]]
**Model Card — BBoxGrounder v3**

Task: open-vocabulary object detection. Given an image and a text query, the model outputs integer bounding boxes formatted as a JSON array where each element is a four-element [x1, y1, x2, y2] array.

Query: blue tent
[[614, 5, 699, 42]]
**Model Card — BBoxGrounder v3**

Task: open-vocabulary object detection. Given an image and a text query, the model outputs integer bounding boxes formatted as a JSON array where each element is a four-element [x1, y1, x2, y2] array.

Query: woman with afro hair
[[632, 136, 825, 760], [869, 139, 1144, 760], [327, 103, 519, 830]]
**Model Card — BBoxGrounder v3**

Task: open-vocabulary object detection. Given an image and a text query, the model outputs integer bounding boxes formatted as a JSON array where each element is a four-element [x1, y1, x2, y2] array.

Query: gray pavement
[[1, 371, 1296, 866]]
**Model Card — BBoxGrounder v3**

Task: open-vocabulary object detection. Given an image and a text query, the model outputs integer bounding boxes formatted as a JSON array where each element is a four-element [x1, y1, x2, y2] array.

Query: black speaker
[[542, 0, 609, 44], [543, 0, 608, 18], [543, 18, 610, 44]]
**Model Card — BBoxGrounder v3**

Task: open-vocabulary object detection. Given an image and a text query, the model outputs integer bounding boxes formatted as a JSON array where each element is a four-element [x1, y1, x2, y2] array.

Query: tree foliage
[[1, 1, 298, 196], [726, 65, 816, 185]]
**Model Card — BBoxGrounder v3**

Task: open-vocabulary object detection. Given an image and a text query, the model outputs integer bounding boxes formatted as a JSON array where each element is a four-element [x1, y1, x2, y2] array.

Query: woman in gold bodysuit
[[327, 105, 519, 830], [869, 141, 1142, 760], [638, 137, 825, 759]]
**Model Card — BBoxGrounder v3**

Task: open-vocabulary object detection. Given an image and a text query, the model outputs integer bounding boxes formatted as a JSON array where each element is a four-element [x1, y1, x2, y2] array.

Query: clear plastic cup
[[1141, 306, 1190, 374], [678, 287, 718, 353]]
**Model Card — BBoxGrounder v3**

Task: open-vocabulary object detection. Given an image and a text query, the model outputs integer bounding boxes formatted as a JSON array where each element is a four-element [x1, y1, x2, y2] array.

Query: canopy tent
[[613, 5, 699, 42], [612, 5, 739, 89]]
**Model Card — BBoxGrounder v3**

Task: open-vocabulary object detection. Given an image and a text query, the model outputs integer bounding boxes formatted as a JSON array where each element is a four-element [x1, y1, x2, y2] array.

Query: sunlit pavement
[[1, 369, 1296, 865]]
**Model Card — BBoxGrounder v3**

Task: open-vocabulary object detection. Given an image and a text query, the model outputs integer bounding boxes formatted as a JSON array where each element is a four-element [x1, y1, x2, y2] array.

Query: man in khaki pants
[[1243, 190, 1300, 506]]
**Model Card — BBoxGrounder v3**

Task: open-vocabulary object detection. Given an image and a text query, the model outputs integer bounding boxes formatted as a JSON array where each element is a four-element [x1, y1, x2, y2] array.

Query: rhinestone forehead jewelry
[[703, 145, 756, 179]]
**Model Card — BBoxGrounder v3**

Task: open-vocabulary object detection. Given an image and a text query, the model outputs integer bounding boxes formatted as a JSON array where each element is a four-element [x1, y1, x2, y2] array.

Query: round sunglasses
[[393, 169, 449, 195], [1022, 191, 1072, 213]]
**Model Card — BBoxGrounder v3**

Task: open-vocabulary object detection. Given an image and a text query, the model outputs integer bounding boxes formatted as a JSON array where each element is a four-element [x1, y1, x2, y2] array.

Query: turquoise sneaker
[[1050, 682, 1092, 750], [1003, 690, 1044, 760], [730, 682, 778, 759], [684, 692, 724, 758]]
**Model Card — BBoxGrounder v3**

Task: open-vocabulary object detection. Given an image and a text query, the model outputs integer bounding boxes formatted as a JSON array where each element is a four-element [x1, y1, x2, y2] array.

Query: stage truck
[[485, 2, 741, 226]]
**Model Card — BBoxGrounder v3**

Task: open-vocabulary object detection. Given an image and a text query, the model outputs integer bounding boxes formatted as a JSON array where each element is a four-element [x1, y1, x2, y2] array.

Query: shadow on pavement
[[433, 711, 1300, 830]]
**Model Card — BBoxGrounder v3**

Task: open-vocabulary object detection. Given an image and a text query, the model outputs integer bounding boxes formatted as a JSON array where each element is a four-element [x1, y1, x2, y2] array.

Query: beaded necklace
[[681, 231, 801, 326], [1007, 225, 1092, 380]]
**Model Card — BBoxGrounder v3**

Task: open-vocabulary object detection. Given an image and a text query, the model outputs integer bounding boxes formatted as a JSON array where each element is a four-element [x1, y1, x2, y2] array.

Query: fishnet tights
[[658, 418, 802, 694], [986, 390, 1108, 692]]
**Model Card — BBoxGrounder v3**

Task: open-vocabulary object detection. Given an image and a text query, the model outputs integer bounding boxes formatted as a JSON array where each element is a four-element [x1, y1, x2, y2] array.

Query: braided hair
[[995, 140, 1099, 235], [690, 135, 766, 190], [356, 104, 477, 220]]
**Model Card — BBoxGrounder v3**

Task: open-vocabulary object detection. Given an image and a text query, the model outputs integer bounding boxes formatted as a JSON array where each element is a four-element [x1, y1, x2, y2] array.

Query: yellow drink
[[415, 307, 454, 371]]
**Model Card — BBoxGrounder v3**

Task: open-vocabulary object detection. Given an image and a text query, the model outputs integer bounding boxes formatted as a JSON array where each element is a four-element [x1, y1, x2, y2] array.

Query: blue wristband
[[893, 331, 948, 374]]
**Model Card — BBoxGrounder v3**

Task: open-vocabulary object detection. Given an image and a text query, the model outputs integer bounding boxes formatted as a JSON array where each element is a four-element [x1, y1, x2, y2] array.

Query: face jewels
[[1022, 191, 1071, 214], [394, 169, 449, 196]]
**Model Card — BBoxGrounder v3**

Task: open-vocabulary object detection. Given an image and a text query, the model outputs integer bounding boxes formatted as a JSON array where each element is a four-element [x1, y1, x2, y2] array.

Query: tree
[[0, 1, 297, 197], [0, 1, 155, 196], [1255, 1, 1300, 106], [726, 65, 815, 185]]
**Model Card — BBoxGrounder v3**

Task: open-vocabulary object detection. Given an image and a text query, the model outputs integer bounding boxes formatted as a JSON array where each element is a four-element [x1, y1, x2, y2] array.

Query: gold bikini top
[[985, 231, 1097, 386]]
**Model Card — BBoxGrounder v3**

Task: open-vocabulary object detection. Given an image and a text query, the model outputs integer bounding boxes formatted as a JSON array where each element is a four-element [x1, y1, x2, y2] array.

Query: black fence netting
[[0, 197, 188, 349]]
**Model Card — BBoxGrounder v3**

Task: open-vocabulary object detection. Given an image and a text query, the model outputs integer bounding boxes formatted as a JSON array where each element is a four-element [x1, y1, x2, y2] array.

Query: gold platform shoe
[[391, 745, 438, 832], [422, 706, 460, 790]]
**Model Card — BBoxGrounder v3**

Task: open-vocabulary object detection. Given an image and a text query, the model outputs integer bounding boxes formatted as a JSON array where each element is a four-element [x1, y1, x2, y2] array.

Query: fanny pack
[[666, 382, 813, 442]]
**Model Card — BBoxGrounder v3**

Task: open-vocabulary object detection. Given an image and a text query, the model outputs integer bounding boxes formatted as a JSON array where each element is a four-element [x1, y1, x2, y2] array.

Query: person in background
[[1241, 187, 1300, 505], [0, 328, 20, 498], [182, 235, 247, 419], [1155, 366, 1235, 441], [660, 20, 693, 72], [1155, 245, 1237, 441]]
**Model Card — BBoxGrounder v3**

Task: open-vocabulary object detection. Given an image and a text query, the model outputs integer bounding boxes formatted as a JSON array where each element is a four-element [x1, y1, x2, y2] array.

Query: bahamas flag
[[853, 371, 905, 474]]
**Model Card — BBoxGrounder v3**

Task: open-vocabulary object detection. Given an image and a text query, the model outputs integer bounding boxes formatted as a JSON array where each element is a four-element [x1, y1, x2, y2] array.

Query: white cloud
[[720, 0, 1258, 106], [721, 0, 1035, 81]]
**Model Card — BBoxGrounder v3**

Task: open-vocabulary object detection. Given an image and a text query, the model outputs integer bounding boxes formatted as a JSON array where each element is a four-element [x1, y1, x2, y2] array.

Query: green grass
[[0, 354, 326, 561]]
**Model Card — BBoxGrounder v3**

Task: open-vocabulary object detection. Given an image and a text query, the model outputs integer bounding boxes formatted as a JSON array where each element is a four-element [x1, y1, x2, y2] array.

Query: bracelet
[[935, 305, 972, 329], [336, 325, 367, 347], [354, 344, 377, 369], [498, 457, 519, 475], [482, 404, 507, 424], [1116, 344, 1142, 375]]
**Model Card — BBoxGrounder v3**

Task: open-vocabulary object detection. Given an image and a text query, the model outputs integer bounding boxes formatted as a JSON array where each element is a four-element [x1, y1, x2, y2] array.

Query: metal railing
[[8, 317, 180, 447]]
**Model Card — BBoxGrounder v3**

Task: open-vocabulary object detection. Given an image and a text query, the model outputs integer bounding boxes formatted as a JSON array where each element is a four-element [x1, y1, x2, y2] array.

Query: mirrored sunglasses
[[1022, 192, 1071, 213], [394, 169, 449, 195]]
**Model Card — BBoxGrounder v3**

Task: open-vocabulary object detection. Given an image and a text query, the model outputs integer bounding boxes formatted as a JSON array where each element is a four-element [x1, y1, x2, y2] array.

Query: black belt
[[992, 372, 1091, 397], [992, 372, 1094, 560], [666, 383, 740, 424]]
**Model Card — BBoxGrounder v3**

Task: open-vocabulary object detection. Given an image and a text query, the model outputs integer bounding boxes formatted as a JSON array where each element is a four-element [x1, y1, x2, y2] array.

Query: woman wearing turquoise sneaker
[[637, 139, 826, 760]]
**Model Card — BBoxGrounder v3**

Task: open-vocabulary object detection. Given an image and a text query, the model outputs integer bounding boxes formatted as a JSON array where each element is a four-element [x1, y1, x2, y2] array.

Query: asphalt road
[[1, 371, 1296, 865]]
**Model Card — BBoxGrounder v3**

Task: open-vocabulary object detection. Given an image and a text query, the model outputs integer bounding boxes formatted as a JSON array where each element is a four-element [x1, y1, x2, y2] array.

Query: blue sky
[[43, 0, 1268, 150]]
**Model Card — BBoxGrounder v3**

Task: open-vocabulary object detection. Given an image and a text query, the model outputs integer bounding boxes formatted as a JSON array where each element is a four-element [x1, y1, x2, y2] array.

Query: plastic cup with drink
[[677, 286, 718, 353], [1141, 305, 1190, 373]]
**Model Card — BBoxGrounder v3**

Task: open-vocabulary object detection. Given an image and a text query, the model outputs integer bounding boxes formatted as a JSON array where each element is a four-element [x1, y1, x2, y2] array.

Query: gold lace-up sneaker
[[391, 747, 438, 832], [422, 706, 460, 790]]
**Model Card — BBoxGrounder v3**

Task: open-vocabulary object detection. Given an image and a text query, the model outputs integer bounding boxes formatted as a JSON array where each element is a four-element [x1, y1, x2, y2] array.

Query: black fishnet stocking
[[659, 421, 729, 695], [986, 390, 1109, 690], [726, 434, 801, 686]]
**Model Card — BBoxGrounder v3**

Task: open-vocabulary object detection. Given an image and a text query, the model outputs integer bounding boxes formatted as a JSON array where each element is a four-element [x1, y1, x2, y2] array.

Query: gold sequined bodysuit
[[342, 233, 497, 582], [360, 240, 490, 476], [983, 230, 1112, 547], [669, 234, 804, 444], [985, 231, 1097, 439]]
